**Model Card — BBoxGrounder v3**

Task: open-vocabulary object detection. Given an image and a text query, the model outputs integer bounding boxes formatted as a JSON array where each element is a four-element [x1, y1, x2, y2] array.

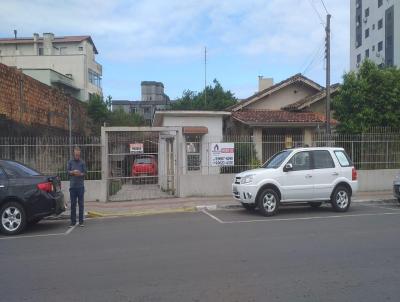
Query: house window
[[357, 54, 361, 63], [78, 46, 83, 51], [372, 45, 376, 51], [365, 8, 369, 17], [365, 28, 369, 38], [378, 41, 383, 51], [372, 24, 376, 30], [38, 48, 44, 56], [378, 0, 383, 8], [88, 69, 102, 88], [378, 19, 383, 29], [365, 49, 370, 58], [130, 107, 137, 114], [186, 135, 201, 171]]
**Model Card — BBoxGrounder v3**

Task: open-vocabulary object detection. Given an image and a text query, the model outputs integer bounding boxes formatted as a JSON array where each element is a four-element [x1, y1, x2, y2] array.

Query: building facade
[[0, 33, 102, 101], [350, 0, 400, 69], [112, 81, 170, 125]]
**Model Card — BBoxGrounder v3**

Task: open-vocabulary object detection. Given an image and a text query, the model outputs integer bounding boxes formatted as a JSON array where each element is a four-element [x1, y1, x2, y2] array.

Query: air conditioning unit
[[356, 21, 360, 27]]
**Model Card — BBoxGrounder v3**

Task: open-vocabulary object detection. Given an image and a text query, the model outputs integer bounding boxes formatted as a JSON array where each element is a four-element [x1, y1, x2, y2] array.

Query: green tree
[[171, 79, 237, 110], [87, 94, 145, 133], [332, 61, 400, 134]]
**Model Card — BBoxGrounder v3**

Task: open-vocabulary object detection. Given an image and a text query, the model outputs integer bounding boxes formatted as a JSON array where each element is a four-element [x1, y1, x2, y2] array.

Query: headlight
[[241, 175, 255, 184]]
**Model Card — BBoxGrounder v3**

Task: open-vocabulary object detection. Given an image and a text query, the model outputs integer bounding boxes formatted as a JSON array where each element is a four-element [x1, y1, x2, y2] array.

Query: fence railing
[[0, 136, 102, 180]]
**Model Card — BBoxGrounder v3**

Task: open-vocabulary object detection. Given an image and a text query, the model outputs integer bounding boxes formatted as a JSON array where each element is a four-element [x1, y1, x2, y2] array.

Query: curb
[[86, 207, 196, 218]]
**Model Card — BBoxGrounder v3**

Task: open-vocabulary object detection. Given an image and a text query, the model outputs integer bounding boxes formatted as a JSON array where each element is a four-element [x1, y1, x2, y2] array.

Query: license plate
[[232, 186, 238, 192]]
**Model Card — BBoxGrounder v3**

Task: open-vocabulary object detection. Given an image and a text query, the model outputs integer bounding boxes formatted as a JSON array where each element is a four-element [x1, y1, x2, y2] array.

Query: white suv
[[232, 147, 358, 216]]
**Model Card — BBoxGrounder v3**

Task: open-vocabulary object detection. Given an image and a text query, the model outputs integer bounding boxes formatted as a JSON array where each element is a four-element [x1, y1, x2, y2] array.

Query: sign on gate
[[210, 143, 234, 166], [129, 143, 144, 154]]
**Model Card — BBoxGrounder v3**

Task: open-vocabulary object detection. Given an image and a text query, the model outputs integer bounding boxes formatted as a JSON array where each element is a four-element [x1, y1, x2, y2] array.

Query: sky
[[0, 0, 349, 101]]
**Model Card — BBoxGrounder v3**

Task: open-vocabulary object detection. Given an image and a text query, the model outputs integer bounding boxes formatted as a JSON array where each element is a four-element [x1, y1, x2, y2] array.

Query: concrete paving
[[1, 201, 400, 301]]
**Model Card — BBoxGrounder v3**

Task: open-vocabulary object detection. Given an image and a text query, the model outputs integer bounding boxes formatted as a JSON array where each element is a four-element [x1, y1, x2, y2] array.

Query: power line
[[302, 39, 325, 75], [307, 0, 325, 27], [320, 0, 329, 14]]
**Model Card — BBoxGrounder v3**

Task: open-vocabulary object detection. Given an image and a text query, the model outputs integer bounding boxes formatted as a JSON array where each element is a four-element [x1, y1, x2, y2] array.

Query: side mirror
[[284, 163, 293, 172]]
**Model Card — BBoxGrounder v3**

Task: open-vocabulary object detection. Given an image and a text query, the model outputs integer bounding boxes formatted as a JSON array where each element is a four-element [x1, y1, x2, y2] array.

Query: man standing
[[67, 146, 87, 227]]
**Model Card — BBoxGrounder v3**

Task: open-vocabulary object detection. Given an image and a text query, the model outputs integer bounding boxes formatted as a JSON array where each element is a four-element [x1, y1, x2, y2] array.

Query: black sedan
[[0, 160, 65, 235]]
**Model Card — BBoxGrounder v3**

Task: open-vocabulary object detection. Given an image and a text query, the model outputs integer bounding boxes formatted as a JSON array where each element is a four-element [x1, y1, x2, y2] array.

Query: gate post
[[101, 127, 109, 202]]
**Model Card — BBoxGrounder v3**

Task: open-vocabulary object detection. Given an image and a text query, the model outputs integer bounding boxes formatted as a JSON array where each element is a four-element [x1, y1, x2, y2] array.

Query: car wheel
[[241, 203, 256, 211], [0, 202, 27, 235], [331, 186, 351, 212], [309, 202, 322, 208], [258, 189, 280, 216]]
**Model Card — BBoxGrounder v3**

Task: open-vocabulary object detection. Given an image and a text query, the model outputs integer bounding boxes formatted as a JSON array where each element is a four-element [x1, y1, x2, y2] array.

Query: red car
[[131, 155, 158, 177]]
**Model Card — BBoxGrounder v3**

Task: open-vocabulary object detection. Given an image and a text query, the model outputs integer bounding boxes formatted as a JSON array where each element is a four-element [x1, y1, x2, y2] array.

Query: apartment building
[[350, 0, 400, 70], [0, 32, 102, 101]]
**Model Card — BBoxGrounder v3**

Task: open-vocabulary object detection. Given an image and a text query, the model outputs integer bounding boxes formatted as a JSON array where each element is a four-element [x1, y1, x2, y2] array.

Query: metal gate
[[102, 127, 179, 202]]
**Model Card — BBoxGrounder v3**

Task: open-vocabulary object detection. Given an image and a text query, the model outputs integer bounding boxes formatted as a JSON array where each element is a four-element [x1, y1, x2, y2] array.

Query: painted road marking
[[202, 209, 400, 224], [0, 224, 76, 241]]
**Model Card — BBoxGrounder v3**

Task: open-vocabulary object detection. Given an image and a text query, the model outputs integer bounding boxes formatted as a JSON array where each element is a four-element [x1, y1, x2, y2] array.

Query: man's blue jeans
[[70, 187, 84, 225]]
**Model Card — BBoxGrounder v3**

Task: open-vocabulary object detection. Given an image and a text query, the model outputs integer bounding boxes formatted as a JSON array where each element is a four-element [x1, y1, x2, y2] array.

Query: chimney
[[33, 33, 39, 55], [258, 76, 274, 92], [43, 32, 54, 55]]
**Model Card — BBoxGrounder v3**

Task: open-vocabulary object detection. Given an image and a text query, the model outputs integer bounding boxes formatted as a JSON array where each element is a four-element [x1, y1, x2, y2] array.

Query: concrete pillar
[[43, 33, 54, 55], [304, 128, 313, 147], [101, 127, 108, 202], [252, 128, 263, 162]]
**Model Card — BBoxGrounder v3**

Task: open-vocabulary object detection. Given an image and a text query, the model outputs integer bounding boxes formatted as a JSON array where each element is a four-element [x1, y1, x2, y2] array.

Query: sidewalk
[[68, 190, 397, 218]]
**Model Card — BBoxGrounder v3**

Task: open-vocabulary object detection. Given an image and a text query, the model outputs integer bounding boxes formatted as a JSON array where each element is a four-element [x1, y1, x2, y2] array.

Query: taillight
[[352, 168, 358, 181], [37, 182, 53, 192]]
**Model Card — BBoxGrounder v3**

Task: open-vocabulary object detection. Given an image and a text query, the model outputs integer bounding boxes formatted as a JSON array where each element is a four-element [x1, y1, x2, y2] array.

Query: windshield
[[135, 158, 153, 164], [262, 150, 292, 169]]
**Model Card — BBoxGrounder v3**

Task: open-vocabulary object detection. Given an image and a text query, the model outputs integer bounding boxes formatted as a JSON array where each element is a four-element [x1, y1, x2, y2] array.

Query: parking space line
[[202, 210, 400, 224], [201, 210, 224, 223], [0, 224, 76, 240], [358, 203, 400, 211]]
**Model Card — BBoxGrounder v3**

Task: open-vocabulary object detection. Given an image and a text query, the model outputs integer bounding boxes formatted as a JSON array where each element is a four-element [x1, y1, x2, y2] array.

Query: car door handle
[[305, 174, 312, 178], [332, 172, 339, 176]]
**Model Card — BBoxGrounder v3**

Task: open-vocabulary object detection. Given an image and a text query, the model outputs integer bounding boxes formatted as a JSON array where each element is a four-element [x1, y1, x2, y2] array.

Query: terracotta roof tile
[[232, 110, 337, 125]]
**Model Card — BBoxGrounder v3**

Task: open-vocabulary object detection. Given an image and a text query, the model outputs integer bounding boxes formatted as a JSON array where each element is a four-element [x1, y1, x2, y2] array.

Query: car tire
[[309, 202, 322, 208], [257, 189, 280, 216], [241, 203, 256, 211], [0, 201, 27, 235], [331, 186, 351, 212]]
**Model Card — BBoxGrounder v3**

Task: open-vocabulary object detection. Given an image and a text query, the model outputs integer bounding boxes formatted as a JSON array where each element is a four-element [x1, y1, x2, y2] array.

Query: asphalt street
[[1, 201, 400, 302]]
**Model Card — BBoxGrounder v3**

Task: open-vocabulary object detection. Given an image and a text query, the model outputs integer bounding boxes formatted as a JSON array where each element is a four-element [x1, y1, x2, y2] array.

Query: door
[[0, 167, 9, 202], [312, 150, 337, 200], [280, 151, 314, 201]]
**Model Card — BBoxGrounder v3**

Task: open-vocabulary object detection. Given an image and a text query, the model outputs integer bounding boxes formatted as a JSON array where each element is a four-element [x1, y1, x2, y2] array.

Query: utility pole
[[325, 14, 331, 134], [204, 46, 207, 107], [69, 104, 72, 158]]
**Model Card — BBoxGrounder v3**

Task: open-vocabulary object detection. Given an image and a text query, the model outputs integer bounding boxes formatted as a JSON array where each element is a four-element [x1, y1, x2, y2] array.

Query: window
[[130, 107, 137, 114], [357, 54, 361, 63], [378, 19, 383, 29], [365, 8, 370, 17], [378, 41, 383, 51], [365, 49, 370, 58], [334, 151, 353, 167], [378, 0, 383, 7], [186, 135, 201, 171], [4, 161, 41, 177], [263, 150, 292, 169], [0, 167, 6, 180], [372, 45, 376, 51], [365, 28, 369, 38], [38, 48, 44, 56], [313, 151, 335, 169], [372, 23, 376, 30], [88, 70, 102, 88], [287, 151, 311, 171], [78, 46, 83, 51]]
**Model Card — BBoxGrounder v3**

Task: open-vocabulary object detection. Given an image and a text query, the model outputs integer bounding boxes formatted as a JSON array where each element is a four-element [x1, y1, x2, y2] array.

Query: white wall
[[61, 180, 107, 202]]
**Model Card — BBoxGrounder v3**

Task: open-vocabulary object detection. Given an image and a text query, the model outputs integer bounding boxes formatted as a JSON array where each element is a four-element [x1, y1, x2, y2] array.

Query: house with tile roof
[[225, 74, 339, 161]]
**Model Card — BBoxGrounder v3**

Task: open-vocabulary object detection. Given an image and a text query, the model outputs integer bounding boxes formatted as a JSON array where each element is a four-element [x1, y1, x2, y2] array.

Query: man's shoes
[[79, 223, 84, 227], [69, 224, 76, 228]]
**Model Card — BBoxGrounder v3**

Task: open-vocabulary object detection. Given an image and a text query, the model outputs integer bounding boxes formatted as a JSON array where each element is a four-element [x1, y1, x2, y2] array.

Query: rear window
[[334, 151, 353, 167], [135, 158, 153, 164], [3, 161, 41, 177]]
